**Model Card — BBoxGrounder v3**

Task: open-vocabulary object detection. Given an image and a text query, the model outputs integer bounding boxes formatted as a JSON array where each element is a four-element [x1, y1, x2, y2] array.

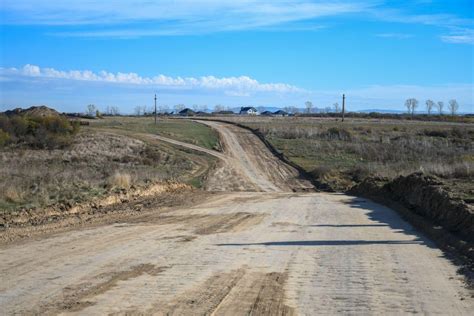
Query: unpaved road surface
[[1, 120, 472, 315]]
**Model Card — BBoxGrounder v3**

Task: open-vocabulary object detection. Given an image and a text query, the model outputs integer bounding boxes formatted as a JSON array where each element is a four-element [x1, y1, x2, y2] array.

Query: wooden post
[[342, 94, 345, 122], [154, 94, 157, 125]]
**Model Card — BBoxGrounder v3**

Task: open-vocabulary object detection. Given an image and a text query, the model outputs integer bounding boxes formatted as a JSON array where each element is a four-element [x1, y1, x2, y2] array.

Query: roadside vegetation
[[232, 117, 473, 203], [0, 113, 79, 149], [0, 111, 217, 212]]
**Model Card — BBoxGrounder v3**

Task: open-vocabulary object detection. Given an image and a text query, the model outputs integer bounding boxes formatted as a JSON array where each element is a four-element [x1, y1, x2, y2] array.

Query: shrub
[[3, 187, 23, 203], [0, 114, 79, 149], [108, 172, 132, 189], [0, 129, 10, 146], [423, 129, 449, 138], [323, 127, 352, 141], [451, 127, 468, 139]]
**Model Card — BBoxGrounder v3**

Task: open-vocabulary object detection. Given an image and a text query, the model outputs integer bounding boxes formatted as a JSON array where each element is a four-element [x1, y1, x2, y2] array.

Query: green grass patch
[[91, 117, 220, 150]]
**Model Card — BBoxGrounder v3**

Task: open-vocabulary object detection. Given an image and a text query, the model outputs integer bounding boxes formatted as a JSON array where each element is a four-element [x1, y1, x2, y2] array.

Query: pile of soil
[[350, 172, 474, 260], [3, 106, 60, 117]]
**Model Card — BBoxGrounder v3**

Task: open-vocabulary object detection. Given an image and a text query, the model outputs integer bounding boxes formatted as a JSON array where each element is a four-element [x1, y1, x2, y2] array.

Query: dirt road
[[0, 120, 472, 315]]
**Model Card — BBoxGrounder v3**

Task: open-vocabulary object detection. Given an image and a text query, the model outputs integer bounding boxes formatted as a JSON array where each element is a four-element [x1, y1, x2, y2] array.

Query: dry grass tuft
[[3, 187, 23, 203], [108, 172, 132, 189]]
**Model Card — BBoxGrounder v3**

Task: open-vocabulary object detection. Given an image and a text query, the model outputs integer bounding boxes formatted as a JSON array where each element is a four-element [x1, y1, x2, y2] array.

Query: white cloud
[[1, 0, 371, 27], [2, 0, 472, 45], [441, 29, 474, 45], [0, 64, 305, 95]]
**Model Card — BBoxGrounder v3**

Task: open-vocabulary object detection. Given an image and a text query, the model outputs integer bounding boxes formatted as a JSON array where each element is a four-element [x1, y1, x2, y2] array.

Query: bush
[[0, 114, 79, 149], [3, 187, 23, 203], [0, 129, 10, 146], [423, 129, 449, 138], [323, 127, 352, 141], [108, 172, 132, 189]]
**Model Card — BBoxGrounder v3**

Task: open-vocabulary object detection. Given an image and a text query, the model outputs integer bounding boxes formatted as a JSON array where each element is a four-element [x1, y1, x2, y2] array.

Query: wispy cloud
[[1, 1, 472, 43], [0, 0, 371, 34], [441, 29, 474, 45], [375, 33, 413, 39], [0, 64, 305, 95]]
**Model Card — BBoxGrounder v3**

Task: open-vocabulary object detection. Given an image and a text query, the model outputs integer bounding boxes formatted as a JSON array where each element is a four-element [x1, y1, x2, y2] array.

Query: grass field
[[225, 116, 473, 202], [91, 116, 220, 150], [0, 117, 218, 211]]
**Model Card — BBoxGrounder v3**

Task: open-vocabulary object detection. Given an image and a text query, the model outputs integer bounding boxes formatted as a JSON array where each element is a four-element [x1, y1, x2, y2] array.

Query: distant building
[[178, 108, 196, 116], [239, 107, 259, 115], [260, 111, 273, 116], [273, 110, 289, 117]]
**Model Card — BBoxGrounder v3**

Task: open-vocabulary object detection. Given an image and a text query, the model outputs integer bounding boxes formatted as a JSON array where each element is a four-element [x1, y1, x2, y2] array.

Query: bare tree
[[405, 98, 418, 117], [436, 101, 444, 115], [288, 106, 299, 114], [257, 106, 265, 113], [425, 99, 435, 115], [305, 101, 314, 114], [174, 104, 185, 113], [158, 104, 170, 114], [86, 104, 96, 116], [192, 104, 199, 112], [448, 99, 459, 116], [214, 104, 224, 112], [110, 106, 120, 115], [324, 106, 331, 113], [134, 106, 142, 116], [333, 102, 340, 113], [200, 104, 208, 113]]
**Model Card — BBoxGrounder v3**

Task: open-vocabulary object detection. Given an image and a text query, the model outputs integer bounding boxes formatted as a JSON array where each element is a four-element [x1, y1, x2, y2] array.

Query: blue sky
[[0, 0, 473, 113]]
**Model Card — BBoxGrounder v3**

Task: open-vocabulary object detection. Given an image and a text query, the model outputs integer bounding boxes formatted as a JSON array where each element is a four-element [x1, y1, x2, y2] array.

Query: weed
[[108, 172, 132, 189]]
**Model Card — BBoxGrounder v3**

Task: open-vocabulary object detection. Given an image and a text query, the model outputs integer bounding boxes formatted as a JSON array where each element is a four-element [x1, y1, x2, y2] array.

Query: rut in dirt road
[[0, 120, 472, 315]]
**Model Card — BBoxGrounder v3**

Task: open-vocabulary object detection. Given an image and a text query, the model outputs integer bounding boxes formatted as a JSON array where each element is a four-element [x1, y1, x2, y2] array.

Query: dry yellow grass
[[108, 172, 132, 189], [3, 187, 23, 203]]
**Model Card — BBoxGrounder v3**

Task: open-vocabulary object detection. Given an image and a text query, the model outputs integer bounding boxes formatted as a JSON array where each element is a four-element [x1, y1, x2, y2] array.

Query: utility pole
[[342, 94, 346, 122], [154, 94, 157, 125]]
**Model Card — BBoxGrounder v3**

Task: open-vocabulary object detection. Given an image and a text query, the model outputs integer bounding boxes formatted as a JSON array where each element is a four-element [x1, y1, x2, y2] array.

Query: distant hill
[[357, 109, 405, 114], [2, 105, 61, 117]]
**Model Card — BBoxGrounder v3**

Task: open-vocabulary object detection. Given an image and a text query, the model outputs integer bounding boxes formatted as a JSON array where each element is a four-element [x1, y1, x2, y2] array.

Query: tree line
[[84, 98, 462, 117], [405, 99, 459, 116]]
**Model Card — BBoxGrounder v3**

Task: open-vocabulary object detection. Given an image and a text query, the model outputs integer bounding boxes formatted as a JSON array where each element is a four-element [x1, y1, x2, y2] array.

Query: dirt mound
[[350, 172, 474, 244], [3, 105, 60, 117]]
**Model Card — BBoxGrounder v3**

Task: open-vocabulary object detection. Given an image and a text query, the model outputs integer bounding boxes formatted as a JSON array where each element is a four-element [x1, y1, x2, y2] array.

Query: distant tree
[[425, 99, 435, 115], [333, 102, 340, 113], [200, 104, 208, 113], [174, 104, 185, 113], [436, 101, 444, 115], [288, 106, 299, 114], [158, 104, 169, 114], [257, 106, 265, 113], [324, 106, 331, 113], [192, 104, 199, 112], [405, 98, 418, 117], [110, 106, 120, 115], [134, 106, 142, 116], [95, 110, 101, 118], [448, 99, 459, 116], [214, 104, 224, 112], [86, 104, 96, 116], [305, 101, 314, 114]]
